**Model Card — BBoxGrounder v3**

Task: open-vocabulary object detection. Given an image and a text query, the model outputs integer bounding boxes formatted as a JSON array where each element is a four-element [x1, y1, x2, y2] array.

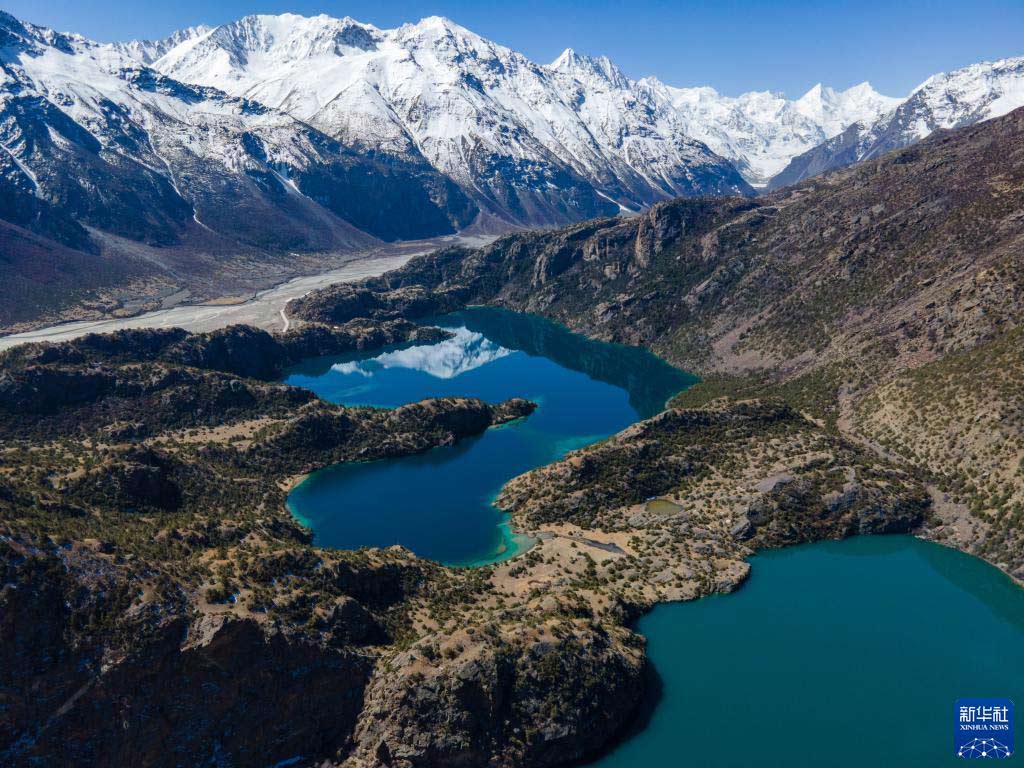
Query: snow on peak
[[112, 25, 213, 65], [903, 55, 1024, 131], [410, 15, 469, 33], [646, 78, 900, 187], [204, 12, 381, 59], [547, 47, 629, 89], [793, 80, 901, 135], [143, 11, 751, 209], [110, 11, 1024, 194], [550, 48, 578, 69], [769, 55, 1024, 189]]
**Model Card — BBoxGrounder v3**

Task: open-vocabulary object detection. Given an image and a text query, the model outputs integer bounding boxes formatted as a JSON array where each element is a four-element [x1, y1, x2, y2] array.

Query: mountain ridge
[[142, 11, 903, 193], [146, 11, 753, 220]]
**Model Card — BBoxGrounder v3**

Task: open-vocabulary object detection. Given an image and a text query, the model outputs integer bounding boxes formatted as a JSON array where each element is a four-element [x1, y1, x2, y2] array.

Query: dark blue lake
[[284, 307, 695, 565]]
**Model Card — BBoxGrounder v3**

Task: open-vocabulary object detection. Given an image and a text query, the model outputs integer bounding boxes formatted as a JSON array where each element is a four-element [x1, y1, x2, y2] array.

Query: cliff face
[[349, 621, 645, 768], [1, 546, 375, 767]]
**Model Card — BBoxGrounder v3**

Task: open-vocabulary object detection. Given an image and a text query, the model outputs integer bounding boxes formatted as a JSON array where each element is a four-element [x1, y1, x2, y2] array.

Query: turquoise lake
[[590, 536, 1024, 768], [285, 308, 1024, 765], [284, 307, 696, 565]]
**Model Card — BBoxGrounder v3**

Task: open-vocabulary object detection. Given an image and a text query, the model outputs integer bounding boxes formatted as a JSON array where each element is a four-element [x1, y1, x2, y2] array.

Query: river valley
[[0, 235, 495, 352]]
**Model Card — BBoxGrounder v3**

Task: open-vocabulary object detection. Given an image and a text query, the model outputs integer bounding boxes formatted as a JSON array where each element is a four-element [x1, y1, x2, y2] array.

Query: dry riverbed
[[0, 235, 493, 351]]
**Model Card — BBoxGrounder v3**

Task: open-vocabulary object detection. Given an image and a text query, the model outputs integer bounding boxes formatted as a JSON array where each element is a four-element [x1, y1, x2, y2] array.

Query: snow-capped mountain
[[642, 80, 901, 187], [3, 6, 1023, 280], [770, 56, 1024, 189], [143, 13, 904, 193], [146, 13, 754, 221], [544, 48, 753, 203], [0, 10, 478, 255]]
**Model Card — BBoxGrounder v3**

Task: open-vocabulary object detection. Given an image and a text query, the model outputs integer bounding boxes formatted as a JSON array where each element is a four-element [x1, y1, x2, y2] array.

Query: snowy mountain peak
[[550, 47, 578, 69], [409, 15, 471, 33], [794, 83, 834, 115], [548, 47, 630, 89], [203, 12, 382, 58], [141, 10, 752, 217], [136, 10, 913, 191], [17, 7, 1020, 213], [0, 8, 488, 263], [906, 55, 1024, 131], [394, 15, 491, 51], [792, 81, 900, 136], [640, 77, 901, 187]]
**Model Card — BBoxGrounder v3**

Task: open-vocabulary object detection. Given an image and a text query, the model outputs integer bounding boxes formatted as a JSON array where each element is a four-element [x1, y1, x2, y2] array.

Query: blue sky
[[7, 0, 1023, 97]]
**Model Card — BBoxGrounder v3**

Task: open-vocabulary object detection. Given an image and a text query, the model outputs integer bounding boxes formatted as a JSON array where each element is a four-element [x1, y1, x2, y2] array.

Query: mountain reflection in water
[[330, 327, 512, 380], [431, 308, 698, 418]]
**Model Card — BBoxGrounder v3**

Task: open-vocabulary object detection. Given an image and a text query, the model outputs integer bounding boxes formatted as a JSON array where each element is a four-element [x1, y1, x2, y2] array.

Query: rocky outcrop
[[0, 321, 463, 439], [499, 400, 929, 545], [245, 397, 537, 475], [0, 361, 313, 439], [289, 284, 468, 327], [0, 320, 450, 381], [348, 624, 644, 768], [70, 447, 182, 511]]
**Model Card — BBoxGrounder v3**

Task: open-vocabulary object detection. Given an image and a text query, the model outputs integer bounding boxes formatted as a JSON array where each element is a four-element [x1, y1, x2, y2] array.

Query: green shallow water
[[284, 308, 695, 566], [590, 535, 1024, 768]]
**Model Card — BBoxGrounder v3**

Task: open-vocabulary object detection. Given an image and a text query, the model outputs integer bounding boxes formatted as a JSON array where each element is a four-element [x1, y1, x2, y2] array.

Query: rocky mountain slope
[[300, 106, 1024, 577], [770, 55, 1024, 188]]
